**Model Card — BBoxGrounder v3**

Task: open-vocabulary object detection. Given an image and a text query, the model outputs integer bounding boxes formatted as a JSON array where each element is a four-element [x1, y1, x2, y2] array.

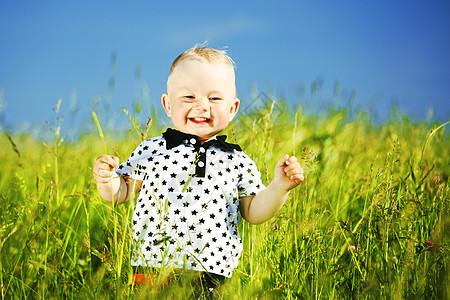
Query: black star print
[[115, 133, 265, 276]]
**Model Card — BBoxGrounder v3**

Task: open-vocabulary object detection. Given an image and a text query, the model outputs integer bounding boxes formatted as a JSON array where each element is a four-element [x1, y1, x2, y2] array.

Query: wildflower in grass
[[347, 245, 359, 253], [425, 240, 439, 252]]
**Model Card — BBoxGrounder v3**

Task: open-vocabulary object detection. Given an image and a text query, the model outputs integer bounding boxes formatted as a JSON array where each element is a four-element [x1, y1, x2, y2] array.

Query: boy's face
[[161, 59, 240, 142]]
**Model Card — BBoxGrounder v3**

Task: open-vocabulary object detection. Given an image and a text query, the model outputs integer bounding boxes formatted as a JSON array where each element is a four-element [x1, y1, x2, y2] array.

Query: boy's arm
[[94, 154, 142, 204], [240, 155, 304, 224]]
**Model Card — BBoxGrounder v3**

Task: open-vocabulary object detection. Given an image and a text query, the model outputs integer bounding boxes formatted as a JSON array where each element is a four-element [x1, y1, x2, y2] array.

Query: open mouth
[[188, 117, 211, 124]]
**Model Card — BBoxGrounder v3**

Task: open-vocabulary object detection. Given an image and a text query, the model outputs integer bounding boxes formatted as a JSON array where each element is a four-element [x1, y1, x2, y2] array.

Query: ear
[[229, 98, 240, 121], [161, 93, 172, 117]]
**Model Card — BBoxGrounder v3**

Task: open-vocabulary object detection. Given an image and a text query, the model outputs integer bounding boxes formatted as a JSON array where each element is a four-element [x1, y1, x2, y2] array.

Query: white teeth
[[192, 117, 208, 121]]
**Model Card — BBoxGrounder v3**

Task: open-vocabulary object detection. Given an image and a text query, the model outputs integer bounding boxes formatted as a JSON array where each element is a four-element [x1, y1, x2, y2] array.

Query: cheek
[[215, 106, 233, 122], [169, 107, 188, 126]]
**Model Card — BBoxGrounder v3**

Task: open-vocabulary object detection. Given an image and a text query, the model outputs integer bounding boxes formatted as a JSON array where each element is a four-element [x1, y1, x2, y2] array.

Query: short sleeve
[[237, 152, 265, 197], [115, 137, 164, 181]]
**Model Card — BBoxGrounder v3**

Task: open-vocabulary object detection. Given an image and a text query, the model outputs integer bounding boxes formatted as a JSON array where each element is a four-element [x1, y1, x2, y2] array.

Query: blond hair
[[169, 46, 236, 75]]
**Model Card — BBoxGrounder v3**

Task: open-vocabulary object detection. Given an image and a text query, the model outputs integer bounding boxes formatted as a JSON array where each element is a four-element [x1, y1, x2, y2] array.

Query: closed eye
[[209, 97, 222, 101]]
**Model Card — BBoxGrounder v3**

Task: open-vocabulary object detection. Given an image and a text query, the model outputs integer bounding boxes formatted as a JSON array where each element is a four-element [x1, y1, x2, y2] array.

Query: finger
[[96, 168, 117, 177], [112, 156, 120, 167], [286, 169, 304, 178], [291, 173, 305, 184], [276, 154, 290, 167], [95, 169, 119, 183], [97, 155, 119, 169], [284, 161, 301, 171], [284, 163, 303, 176], [103, 155, 120, 169], [284, 155, 298, 166]]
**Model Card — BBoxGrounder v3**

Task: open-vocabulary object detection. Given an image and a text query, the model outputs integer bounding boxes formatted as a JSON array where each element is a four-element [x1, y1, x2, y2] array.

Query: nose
[[194, 97, 209, 112]]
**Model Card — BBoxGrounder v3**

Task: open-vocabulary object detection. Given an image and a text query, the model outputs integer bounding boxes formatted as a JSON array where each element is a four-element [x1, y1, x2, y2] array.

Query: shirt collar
[[162, 128, 241, 152]]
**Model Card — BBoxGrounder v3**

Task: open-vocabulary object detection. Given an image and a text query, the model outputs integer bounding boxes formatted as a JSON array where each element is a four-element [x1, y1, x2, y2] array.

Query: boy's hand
[[274, 154, 304, 191], [93, 155, 120, 184]]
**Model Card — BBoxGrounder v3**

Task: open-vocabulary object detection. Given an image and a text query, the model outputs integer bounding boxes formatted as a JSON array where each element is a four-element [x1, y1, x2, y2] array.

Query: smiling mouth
[[188, 117, 211, 124]]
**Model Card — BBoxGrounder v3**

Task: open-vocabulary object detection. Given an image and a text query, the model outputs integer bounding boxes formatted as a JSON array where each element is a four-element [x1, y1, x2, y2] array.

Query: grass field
[[0, 97, 448, 299]]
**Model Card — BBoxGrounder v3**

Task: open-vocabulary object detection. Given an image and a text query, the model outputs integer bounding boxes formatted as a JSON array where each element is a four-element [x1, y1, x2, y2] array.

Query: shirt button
[[199, 147, 205, 153], [190, 138, 197, 145], [198, 161, 205, 167]]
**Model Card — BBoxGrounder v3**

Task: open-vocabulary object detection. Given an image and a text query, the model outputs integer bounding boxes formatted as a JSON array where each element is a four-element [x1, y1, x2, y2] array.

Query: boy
[[93, 46, 304, 293]]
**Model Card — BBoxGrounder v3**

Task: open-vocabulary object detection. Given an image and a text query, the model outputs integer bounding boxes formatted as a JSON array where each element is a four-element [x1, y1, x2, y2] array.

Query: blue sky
[[1, 1, 449, 134]]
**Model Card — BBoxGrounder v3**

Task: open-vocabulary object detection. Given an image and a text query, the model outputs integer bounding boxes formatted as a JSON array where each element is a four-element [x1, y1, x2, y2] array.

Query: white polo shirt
[[116, 128, 264, 278]]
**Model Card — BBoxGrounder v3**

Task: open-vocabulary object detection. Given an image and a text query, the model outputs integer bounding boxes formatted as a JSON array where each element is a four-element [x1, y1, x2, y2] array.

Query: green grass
[[0, 99, 448, 299]]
